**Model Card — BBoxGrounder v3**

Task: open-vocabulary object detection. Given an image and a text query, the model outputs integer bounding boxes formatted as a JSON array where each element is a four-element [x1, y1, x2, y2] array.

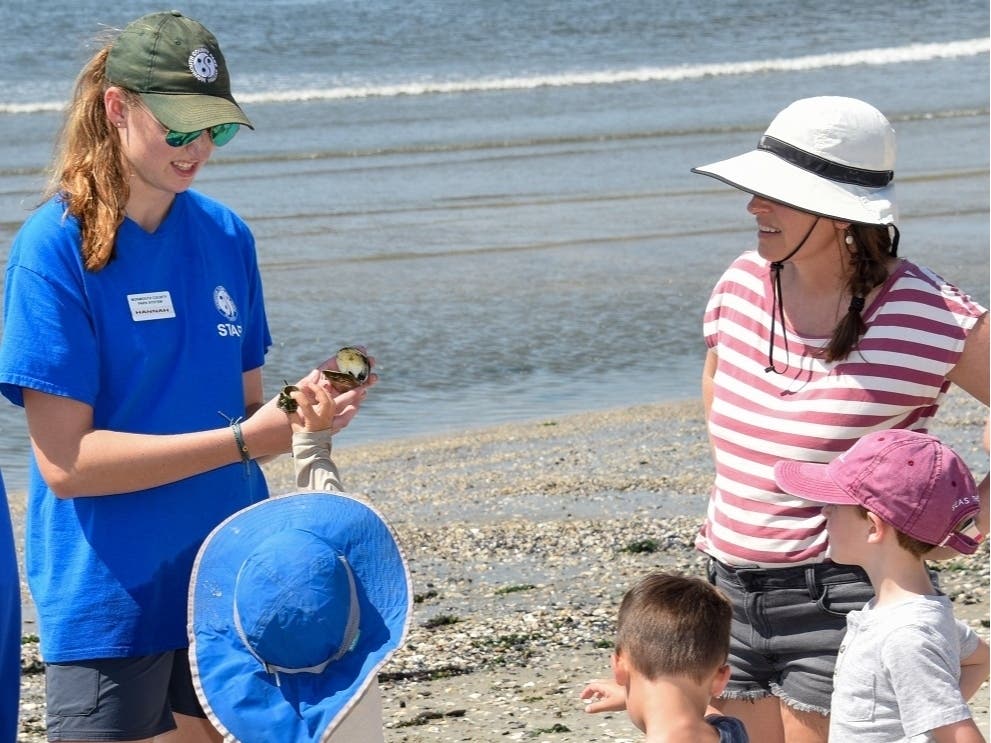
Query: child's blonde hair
[[853, 504, 935, 557]]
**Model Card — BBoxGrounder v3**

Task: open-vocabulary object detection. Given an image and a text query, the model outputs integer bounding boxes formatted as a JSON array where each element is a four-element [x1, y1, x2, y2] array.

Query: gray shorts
[[707, 558, 874, 715], [45, 650, 206, 741]]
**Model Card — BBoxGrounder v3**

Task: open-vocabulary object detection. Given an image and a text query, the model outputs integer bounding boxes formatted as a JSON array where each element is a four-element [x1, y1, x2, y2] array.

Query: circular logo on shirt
[[188, 48, 219, 83], [214, 286, 238, 322]]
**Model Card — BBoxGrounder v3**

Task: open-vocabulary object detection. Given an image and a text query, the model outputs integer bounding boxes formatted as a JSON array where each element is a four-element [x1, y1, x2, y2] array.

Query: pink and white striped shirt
[[699, 252, 986, 567]]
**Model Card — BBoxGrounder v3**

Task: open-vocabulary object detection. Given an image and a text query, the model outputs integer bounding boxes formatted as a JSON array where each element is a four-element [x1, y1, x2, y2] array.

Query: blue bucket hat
[[188, 492, 412, 742]]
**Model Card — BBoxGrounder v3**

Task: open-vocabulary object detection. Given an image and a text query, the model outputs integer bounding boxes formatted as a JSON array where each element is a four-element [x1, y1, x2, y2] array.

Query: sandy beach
[[2, 3, 987, 740], [13, 388, 990, 741]]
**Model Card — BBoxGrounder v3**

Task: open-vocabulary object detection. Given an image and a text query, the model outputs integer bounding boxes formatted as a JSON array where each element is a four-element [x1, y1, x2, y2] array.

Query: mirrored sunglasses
[[165, 122, 239, 148]]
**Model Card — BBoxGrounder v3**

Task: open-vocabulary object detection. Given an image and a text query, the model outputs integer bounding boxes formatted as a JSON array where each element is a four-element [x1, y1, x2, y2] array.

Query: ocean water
[[0, 1, 987, 493]]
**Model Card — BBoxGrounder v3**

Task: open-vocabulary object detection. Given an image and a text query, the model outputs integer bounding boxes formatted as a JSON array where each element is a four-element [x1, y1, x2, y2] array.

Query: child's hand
[[580, 679, 627, 713], [281, 368, 369, 436], [286, 381, 337, 434]]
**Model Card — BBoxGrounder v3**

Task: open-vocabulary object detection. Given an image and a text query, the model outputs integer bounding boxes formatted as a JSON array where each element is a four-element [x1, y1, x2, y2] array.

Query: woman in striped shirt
[[690, 96, 988, 743]]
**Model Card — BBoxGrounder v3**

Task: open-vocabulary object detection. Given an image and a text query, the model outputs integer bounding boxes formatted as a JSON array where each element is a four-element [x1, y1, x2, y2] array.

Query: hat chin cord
[[765, 217, 819, 374]]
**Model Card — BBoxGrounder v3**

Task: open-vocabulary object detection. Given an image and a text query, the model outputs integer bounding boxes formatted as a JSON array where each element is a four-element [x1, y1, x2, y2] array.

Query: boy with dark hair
[[581, 571, 749, 742], [775, 428, 990, 742]]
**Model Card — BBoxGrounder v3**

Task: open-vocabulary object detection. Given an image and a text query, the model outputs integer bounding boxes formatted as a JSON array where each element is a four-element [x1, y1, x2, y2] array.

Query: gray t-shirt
[[830, 594, 979, 742]]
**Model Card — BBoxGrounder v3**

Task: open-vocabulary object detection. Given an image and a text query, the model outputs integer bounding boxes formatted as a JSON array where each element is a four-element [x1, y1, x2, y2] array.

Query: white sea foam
[[1, 37, 986, 114], [0, 101, 65, 115], [236, 38, 989, 104]]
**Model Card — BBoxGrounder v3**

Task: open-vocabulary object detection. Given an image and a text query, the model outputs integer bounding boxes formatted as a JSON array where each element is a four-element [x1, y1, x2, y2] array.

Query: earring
[[844, 233, 854, 246]]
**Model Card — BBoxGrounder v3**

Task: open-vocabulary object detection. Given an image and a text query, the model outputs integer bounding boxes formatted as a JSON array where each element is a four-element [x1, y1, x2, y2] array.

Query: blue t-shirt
[[0, 470, 19, 742], [0, 192, 272, 661], [706, 714, 749, 742]]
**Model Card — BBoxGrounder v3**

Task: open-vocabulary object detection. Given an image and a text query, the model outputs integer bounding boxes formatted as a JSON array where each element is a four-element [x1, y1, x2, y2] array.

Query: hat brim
[[140, 92, 254, 132], [692, 149, 896, 226], [188, 492, 412, 743], [773, 460, 860, 506]]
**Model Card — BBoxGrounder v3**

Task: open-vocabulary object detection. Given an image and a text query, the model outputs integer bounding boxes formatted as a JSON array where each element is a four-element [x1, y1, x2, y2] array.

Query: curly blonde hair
[[44, 43, 132, 272]]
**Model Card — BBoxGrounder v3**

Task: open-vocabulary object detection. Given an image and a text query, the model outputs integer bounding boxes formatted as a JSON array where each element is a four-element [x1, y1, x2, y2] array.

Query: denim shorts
[[45, 650, 206, 741], [707, 558, 875, 715]]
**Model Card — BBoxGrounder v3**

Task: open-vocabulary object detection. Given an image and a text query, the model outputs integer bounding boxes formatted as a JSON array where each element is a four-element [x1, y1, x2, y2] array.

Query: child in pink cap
[[774, 429, 989, 742]]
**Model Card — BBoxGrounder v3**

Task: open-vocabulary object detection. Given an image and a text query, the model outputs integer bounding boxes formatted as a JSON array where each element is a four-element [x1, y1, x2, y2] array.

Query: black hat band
[[758, 135, 894, 188]]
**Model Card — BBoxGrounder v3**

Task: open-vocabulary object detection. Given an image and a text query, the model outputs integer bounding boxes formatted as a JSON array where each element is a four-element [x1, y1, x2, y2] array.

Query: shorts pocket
[[46, 664, 100, 717], [815, 580, 873, 617]]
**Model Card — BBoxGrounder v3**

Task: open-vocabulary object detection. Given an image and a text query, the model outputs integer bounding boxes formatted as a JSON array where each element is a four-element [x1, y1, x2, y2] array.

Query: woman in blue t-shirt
[[0, 12, 373, 743]]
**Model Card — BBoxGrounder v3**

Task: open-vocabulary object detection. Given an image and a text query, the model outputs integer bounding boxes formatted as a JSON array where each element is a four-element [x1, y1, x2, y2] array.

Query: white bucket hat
[[188, 491, 412, 742], [692, 96, 897, 226]]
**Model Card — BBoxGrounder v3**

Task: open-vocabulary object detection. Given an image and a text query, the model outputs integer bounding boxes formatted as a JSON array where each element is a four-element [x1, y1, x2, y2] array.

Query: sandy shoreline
[[12, 390, 991, 741]]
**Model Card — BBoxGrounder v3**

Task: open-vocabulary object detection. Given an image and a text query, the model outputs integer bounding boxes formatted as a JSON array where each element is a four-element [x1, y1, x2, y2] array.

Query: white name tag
[[127, 291, 176, 322]]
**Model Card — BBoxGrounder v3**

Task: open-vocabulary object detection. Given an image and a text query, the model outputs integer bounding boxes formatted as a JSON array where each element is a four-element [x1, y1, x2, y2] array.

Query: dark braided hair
[[821, 223, 899, 362]]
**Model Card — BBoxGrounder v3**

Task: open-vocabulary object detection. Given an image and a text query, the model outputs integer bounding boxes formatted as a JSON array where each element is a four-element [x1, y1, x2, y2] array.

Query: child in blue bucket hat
[[189, 373, 411, 742]]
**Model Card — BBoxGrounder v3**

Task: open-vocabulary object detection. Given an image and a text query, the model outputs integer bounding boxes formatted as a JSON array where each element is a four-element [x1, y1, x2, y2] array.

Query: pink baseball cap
[[774, 429, 981, 554]]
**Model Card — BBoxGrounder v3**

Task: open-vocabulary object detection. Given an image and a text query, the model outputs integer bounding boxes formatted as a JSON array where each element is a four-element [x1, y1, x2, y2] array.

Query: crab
[[321, 346, 371, 392], [276, 380, 300, 413]]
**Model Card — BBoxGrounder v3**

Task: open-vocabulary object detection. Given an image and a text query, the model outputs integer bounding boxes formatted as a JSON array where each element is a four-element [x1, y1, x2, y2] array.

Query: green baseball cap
[[106, 11, 253, 133]]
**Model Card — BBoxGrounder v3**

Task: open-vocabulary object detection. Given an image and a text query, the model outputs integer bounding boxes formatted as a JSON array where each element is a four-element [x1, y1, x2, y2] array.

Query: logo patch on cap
[[188, 47, 219, 83]]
